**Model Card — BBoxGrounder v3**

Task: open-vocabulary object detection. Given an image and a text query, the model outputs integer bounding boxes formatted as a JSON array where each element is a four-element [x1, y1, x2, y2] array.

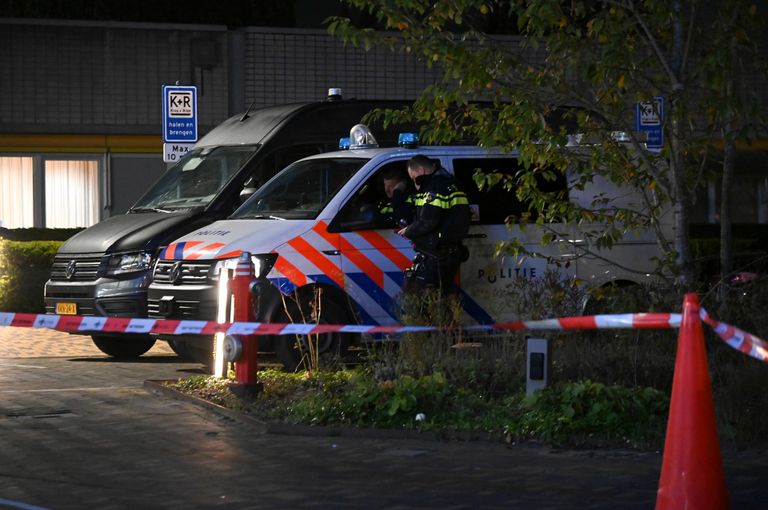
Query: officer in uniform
[[379, 166, 413, 228], [397, 155, 470, 296]]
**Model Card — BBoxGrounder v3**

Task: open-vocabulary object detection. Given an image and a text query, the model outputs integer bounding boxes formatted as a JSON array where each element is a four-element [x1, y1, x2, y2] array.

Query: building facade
[[1, 17, 766, 233], [0, 18, 441, 228]]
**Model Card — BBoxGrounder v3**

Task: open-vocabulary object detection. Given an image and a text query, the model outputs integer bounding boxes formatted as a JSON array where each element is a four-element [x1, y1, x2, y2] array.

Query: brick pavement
[[0, 325, 174, 358]]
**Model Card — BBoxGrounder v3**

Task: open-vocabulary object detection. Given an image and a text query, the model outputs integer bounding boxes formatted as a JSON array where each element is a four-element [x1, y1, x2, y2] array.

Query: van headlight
[[210, 253, 277, 281], [106, 251, 153, 275]]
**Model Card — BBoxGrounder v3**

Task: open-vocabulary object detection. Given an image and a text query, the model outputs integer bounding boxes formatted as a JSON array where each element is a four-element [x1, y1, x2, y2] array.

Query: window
[[1, 156, 102, 229], [241, 143, 327, 193], [45, 160, 100, 228], [691, 150, 768, 225], [0, 157, 34, 228], [233, 157, 367, 220], [330, 160, 411, 232], [133, 146, 257, 211], [453, 158, 568, 225]]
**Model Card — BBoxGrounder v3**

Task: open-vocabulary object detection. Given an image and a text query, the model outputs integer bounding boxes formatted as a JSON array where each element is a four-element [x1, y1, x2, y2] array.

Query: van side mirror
[[240, 187, 257, 204], [239, 177, 260, 203]]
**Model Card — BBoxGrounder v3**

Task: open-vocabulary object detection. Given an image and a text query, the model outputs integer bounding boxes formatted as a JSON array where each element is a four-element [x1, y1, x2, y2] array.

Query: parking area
[[0, 326, 174, 359], [1, 324, 767, 509]]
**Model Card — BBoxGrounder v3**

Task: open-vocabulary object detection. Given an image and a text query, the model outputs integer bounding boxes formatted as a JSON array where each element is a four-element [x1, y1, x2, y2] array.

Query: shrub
[[169, 371, 669, 447], [511, 380, 669, 447], [0, 227, 82, 242], [0, 240, 62, 313], [370, 271, 682, 394]]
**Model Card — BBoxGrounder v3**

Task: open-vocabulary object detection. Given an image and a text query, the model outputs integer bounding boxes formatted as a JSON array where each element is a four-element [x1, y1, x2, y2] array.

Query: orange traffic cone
[[656, 293, 729, 509]]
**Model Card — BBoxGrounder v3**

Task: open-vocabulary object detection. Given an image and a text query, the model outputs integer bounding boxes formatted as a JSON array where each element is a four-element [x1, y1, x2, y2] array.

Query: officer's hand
[[397, 227, 408, 237]]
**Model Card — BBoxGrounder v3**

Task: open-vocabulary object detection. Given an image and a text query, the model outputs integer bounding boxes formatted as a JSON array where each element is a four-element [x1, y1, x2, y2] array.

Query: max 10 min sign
[[163, 142, 194, 163], [162, 85, 198, 143]]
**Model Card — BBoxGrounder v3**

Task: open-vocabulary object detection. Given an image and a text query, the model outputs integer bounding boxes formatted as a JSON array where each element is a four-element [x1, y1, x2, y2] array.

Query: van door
[[327, 160, 416, 326], [451, 157, 574, 324]]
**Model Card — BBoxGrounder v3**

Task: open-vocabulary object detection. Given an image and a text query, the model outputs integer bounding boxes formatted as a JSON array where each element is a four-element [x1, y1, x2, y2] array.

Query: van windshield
[[233, 157, 368, 220], [131, 146, 258, 212]]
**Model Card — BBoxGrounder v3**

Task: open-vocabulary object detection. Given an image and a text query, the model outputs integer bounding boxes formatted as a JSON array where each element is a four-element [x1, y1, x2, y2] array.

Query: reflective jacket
[[379, 189, 414, 228], [403, 167, 470, 252]]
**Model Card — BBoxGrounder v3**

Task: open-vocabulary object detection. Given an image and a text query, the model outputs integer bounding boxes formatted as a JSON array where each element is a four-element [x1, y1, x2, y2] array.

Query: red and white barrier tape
[[699, 308, 768, 363], [0, 312, 437, 336], [0, 311, 681, 336], [1, 310, 766, 364], [471, 313, 681, 331]]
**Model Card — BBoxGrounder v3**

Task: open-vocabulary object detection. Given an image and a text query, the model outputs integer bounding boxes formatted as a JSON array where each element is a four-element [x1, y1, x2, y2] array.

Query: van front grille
[[50, 254, 104, 282], [153, 260, 214, 285], [148, 298, 213, 320]]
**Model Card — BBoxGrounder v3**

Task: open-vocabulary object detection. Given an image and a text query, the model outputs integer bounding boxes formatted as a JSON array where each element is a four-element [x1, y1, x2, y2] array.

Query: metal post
[[526, 337, 548, 396]]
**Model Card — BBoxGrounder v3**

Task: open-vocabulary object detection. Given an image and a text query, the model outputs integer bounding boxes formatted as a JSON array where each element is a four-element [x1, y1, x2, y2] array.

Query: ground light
[[214, 267, 232, 378]]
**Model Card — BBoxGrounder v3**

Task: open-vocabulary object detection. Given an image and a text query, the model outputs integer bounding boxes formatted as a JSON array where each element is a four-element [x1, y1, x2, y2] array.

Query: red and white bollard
[[215, 251, 261, 393]]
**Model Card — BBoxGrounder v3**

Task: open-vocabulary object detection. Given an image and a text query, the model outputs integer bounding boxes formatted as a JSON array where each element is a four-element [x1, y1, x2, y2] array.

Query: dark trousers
[[404, 245, 463, 296]]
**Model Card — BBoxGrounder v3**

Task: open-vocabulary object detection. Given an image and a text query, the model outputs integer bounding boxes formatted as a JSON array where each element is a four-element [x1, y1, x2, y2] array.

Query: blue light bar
[[338, 137, 350, 150], [398, 132, 419, 147]]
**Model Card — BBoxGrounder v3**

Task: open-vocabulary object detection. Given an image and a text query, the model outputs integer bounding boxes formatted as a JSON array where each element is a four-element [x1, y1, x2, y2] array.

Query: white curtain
[[0, 157, 34, 228], [45, 160, 99, 228]]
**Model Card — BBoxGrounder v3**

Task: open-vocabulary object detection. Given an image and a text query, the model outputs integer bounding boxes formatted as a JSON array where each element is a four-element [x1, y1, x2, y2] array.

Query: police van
[[44, 91, 410, 360], [147, 125, 672, 369]]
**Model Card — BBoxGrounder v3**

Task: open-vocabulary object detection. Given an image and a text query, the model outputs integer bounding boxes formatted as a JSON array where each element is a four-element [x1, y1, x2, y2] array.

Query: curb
[[143, 379, 506, 443], [143, 379, 268, 433]]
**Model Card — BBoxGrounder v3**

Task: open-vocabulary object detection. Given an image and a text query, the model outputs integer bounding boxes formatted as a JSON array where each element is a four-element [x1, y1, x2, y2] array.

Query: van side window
[[330, 160, 411, 232], [452, 158, 568, 225], [244, 143, 327, 191]]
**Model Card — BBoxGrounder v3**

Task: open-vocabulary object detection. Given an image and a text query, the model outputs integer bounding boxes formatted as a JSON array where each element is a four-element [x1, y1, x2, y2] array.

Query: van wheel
[[184, 340, 215, 367], [167, 339, 214, 365], [91, 335, 156, 359], [167, 339, 192, 359], [273, 295, 350, 372]]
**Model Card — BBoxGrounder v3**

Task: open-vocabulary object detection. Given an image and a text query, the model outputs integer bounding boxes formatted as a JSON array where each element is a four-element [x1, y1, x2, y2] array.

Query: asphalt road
[[0, 325, 766, 510]]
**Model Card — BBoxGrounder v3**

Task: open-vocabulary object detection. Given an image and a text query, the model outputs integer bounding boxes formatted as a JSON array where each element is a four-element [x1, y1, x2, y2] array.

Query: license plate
[[56, 302, 77, 315]]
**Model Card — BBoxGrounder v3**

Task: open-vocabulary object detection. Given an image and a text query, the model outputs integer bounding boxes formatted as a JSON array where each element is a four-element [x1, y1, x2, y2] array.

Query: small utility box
[[526, 337, 549, 396]]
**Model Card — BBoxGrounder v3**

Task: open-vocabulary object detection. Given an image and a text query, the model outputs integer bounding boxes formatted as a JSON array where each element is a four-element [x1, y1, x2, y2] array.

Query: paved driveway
[[0, 325, 766, 509]]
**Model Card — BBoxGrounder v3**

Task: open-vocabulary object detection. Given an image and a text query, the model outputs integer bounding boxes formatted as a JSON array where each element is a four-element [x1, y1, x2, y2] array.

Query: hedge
[[0, 240, 63, 313], [0, 227, 82, 242]]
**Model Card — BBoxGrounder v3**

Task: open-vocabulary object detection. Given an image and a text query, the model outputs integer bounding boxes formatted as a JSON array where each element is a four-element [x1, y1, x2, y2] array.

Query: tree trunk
[[719, 138, 735, 305], [669, 0, 694, 291], [673, 181, 694, 290]]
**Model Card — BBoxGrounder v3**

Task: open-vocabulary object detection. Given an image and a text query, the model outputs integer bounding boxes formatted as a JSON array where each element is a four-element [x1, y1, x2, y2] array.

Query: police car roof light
[[349, 124, 379, 149], [398, 132, 419, 148], [338, 137, 351, 150]]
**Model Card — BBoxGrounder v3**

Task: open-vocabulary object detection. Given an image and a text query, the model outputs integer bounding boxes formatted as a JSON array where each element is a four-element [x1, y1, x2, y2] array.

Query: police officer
[[379, 166, 413, 228], [397, 155, 470, 296]]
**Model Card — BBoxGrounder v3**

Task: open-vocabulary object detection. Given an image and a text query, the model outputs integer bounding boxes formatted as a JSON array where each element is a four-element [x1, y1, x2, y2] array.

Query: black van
[[44, 92, 409, 359]]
